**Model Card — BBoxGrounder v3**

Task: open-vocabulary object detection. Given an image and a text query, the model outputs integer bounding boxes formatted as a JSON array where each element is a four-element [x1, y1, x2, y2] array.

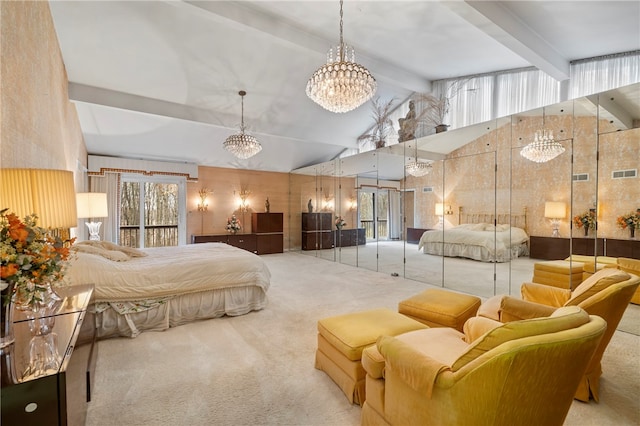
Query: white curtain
[[570, 51, 640, 98], [389, 50, 639, 137], [496, 69, 561, 117], [388, 190, 402, 240], [440, 76, 494, 130], [90, 173, 120, 243]]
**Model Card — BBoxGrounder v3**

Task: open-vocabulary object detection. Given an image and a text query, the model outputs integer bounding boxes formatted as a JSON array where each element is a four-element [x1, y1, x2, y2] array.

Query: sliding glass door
[[120, 174, 186, 247]]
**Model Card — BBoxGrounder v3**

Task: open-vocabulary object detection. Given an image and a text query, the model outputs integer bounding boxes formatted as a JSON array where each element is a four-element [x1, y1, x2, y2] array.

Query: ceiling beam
[[444, 1, 570, 81], [180, 0, 431, 93]]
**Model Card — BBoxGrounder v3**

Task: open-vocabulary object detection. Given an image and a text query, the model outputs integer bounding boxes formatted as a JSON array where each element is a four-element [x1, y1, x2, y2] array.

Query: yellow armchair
[[477, 268, 640, 401], [361, 306, 606, 426]]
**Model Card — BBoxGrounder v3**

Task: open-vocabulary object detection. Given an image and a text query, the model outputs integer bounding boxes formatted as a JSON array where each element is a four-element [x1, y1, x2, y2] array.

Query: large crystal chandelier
[[405, 142, 432, 177], [306, 0, 377, 113], [520, 129, 565, 163], [223, 91, 262, 160]]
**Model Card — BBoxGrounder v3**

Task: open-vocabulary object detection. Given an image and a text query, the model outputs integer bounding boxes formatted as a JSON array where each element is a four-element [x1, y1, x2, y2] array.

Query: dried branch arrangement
[[357, 97, 396, 149]]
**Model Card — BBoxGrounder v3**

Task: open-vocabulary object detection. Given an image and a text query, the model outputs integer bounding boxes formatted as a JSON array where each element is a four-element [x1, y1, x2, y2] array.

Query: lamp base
[[85, 221, 102, 241], [550, 219, 560, 238]]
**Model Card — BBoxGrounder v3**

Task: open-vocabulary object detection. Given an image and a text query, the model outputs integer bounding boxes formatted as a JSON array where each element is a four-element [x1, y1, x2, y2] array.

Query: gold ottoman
[[398, 288, 481, 332], [533, 260, 584, 289], [315, 308, 427, 405]]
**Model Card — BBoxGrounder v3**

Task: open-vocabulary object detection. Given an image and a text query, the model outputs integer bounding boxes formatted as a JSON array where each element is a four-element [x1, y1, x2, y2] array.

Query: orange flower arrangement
[[1, 208, 75, 308]]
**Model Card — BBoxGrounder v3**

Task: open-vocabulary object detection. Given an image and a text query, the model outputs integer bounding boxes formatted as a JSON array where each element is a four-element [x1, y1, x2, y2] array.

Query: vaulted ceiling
[[49, 1, 640, 173]]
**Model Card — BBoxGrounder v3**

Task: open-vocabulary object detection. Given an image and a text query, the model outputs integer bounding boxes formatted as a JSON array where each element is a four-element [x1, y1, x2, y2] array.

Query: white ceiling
[[49, 1, 640, 173]]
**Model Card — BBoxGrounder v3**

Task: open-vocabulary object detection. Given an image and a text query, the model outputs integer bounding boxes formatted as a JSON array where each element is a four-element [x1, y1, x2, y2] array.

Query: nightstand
[[1, 284, 97, 426]]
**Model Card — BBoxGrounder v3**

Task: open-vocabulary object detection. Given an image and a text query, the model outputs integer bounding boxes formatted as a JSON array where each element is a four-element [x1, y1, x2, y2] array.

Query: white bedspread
[[417, 223, 529, 262], [63, 243, 271, 302]]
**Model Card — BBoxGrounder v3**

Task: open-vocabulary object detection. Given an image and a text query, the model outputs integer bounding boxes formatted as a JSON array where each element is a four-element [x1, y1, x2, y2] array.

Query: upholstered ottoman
[[398, 288, 481, 332], [315, 308, 427, 405], [533, 260, 584, 289]]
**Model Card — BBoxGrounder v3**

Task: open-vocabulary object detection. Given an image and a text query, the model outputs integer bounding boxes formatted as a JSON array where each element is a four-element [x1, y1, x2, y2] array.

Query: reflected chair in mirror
[[477, 268, 640, 402], [361, 306, 606, 426]]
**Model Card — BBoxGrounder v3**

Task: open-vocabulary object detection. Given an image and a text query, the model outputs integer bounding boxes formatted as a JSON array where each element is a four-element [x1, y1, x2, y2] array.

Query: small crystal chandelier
[[405, 142, 432, 177], [520, 129, 565, 163], [223, 91, 262, 160], [520, 109, 565, 163], [306, 0, 377, 113]]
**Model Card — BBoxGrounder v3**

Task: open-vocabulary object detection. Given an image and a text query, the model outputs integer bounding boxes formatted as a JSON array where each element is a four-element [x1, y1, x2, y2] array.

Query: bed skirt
[[421, 242, 529, 263], [93, 285, 268, 339]]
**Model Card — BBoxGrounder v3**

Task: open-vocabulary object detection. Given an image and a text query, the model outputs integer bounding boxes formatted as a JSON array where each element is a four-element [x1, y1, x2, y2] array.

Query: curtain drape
[[570, 51, 640, 98], [90, 173, 120, 243], [387, 50, 639, 143]]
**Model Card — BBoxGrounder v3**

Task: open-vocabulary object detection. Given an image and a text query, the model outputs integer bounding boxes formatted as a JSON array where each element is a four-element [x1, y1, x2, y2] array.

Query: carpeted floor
[[85, 252, 640, 426]]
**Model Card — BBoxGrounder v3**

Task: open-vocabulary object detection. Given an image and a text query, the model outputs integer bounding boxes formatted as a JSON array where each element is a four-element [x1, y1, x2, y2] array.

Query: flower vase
[[584, 226, 589, 237], [20, 296, 63, 380], [13, 281, 62, 313], [631, 226, 636, 239], [23, 309, 61, 379]]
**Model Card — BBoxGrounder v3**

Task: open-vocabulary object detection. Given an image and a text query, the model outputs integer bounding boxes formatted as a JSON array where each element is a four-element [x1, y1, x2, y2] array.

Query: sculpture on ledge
[[308, 199, 313, 213], [398, 100, 416, 142]]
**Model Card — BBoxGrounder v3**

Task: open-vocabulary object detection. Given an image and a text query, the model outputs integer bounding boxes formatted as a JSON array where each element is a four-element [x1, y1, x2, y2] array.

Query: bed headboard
[[458, 207, 528, 233]]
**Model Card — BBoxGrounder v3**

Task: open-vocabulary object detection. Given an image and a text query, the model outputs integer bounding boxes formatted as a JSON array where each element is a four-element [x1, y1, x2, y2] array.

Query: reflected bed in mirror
[[417, 209, 529, 263]]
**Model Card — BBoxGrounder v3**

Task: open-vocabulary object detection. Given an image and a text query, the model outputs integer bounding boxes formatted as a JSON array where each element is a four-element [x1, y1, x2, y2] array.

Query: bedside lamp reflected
[[544, 201, 566, 238]]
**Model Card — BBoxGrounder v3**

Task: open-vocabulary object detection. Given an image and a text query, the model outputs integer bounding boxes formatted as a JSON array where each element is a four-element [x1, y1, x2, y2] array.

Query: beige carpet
[[86, 252, 640, 426]]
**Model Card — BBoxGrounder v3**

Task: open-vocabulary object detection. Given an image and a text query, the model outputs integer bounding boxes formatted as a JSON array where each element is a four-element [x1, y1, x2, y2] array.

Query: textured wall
[[0, 1, 86, 180], [408, 116, 638, 239], [187, 166, 291, 245]]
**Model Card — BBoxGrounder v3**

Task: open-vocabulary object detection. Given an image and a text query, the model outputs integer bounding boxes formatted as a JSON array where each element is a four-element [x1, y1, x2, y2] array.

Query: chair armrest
[[362, 345, 385, 379], [521, 282, 571, 307], [496, 296, 557, 322], [463, 316, 502, 342], [377, 335, 450, 399]]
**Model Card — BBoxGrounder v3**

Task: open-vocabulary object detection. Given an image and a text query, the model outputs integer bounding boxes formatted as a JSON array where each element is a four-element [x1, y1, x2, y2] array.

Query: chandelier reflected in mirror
[[405, 142, 432, 177], [306, 0, 377, 113], [223, 91, 262, 160], [520, 129, 565, 163]]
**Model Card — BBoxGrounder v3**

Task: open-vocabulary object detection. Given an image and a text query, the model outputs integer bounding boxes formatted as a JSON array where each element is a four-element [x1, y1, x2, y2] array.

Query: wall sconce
[[238, 189, 251, 213], [435, 203, 453, 227], [544, 201, 566, 238], [435, 203, 453, 216], [197, 188, 210, 212], [348, 196, 357, 212], [322, 194, 334, 211]]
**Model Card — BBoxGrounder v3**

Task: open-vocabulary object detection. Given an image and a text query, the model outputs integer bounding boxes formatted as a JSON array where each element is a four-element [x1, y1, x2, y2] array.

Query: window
[[120, 174, 186, 248]]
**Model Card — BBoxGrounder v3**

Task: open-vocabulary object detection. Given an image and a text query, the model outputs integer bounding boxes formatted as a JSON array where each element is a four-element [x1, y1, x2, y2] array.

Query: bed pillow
[[98, 241, 148, 257], [76, 240, 148, 257], [72, 244, 131, 261]]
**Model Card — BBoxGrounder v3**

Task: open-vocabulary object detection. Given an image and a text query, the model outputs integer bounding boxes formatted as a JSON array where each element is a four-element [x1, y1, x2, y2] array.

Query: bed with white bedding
[[417, 223, 529, 262], [63, 241, 271, 338]]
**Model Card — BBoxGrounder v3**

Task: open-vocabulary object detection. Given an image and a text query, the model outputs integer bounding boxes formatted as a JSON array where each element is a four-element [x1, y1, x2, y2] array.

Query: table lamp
[[76, 192, 108, 241]]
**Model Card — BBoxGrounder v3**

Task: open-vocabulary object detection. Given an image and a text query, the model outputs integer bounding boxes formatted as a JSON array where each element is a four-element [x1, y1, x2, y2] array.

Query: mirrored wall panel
[[289, 82, 640, 334]]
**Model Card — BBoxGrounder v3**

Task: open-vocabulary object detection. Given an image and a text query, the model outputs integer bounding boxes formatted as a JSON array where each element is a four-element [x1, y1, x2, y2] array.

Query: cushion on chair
[[521, 282, 573, 306], [566, 269, 630, 306], [451, 306, 589, 371]]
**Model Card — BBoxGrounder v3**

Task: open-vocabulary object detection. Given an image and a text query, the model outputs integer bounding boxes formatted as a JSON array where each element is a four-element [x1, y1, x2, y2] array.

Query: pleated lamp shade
[[76, 192, 108, 219], [0, 168, 77, 228]]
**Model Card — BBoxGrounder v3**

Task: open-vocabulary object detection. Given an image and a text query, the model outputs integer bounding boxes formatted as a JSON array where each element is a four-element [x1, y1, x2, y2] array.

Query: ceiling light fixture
[[520, 110, 565, 163], [223, 91, 262, 160], [306, 0, 377, 113], [405, 142, 432, 177]]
